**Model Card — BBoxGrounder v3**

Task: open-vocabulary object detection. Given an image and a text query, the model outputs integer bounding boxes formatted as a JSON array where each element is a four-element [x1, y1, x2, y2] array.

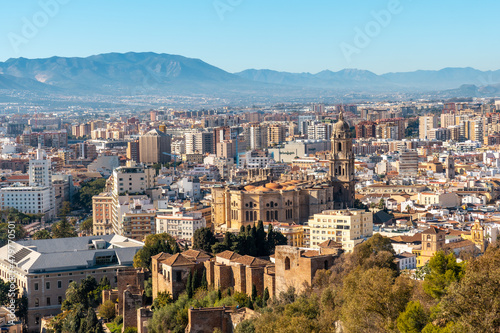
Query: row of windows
[[34, 296, 62, 307]]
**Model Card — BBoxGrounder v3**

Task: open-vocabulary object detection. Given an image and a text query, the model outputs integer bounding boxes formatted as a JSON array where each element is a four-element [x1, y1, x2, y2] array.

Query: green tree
[[186, 272, 193, 298], [133, 233, 176, 269], [0, 223, 26, 247], [434, 245, 500, 332], [251, 285, 258, 303], [123, 328, 138, 333], [52, 218, 78, 238], [378, 198, 386, 210], [59, 201, 72, 217], [192, 228, 217, 252], [200, 270, 208, 290], [397, 301, 429, 333], [341, 267, 413, 332], [255, 221, 268, 256], [32, 229, 51, 240], [98, 300, 116, 321], [80, 217, 93, 235], [423, 251, 464, 300], [152, 291, 172, 309], [262, 287, 270, 307], [351, 233, 397, 271], [73, 178, 107, 211]]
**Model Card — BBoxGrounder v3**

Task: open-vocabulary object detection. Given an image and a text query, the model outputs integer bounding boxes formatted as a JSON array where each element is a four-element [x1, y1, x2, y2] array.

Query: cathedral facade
[[211, 112, 355, 231]]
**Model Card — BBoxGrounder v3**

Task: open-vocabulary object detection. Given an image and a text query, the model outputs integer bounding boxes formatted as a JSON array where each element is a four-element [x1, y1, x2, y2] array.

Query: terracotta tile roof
[[302, 250, 322, 257], [182, 249, 212, 260], [232, 255, 269, 267], [216, 250, 241, 261], [444, 239, 475, 250], [318, 240, 343, 248], [395, 252, 416, 258], [162, 253, 195, 266], [422, 226, 444, 235], [151, 252, 172, 261], [390, 234, 421, 244]]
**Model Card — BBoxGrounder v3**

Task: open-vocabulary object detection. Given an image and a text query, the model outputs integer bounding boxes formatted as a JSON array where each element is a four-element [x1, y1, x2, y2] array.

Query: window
[[58, 296, 62, 305], [284, 257, 291, 270], [46, 297, 51, 306], [57, 281, 62, 289], [176, 271, 182, 282], [35, 298, 39, 307], [46, 282, 50, 290], [34, 283, 39, 291]]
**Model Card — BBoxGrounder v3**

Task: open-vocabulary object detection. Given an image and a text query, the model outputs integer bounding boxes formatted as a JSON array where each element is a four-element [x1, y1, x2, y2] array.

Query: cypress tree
[[186, 272, 193, 298], [262, 287, 270, 307], [251, 284, 257, 302], [217, 288, 222, 300], [201, 269, 208, 289]]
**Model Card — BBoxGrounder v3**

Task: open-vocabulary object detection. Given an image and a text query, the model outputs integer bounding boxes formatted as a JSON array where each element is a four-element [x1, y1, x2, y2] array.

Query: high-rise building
[[126, 140, 140, 162], [267, 124, 286, 145], [441, 113, 456, 128], [298, 115, 315, 135], [398, 150, 419, 176], [111, 162, 156, 235], [307, 122, 333, 140], [419, 115, 438, 140], [355, 121, 376, 139], [185, 131, 214, 154], [92, 192, 113, 236], [249, 124, 268, 150], [139, 129, 171, 164]]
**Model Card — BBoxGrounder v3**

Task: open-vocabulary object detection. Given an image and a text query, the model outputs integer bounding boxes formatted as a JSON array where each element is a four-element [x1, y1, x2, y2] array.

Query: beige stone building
[[92, 192, 113, 236], [212, 112, 355, 231], [0, 235, 143, 333], [305, 209, 373, 252]]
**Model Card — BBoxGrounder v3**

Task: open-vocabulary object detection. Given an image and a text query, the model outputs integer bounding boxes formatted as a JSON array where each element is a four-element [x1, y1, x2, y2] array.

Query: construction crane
[[162, 152, 181, 173]]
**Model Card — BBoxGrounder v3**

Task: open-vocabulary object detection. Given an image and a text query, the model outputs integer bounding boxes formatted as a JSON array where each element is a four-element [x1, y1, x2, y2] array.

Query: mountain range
[[0, 52, 499, 101]]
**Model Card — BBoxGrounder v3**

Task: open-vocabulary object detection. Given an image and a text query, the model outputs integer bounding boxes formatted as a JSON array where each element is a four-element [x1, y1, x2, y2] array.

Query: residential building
[[0, 149, 55, 219], [156, 209, 206, 240], [305, 209, 373, 252], [93, 192, 114, 236], [139, 129, 171, 164], [419, 115, 438, 140]]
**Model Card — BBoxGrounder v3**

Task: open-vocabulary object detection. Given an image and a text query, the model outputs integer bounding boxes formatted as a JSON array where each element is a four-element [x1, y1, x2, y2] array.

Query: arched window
[[285, 257, 291, 270], [427, 235, 431, 241], [266, 211, 270, 221], [337, 142, 342, 151], [426, 243, 431, 249], [35, 298, 39, 307]]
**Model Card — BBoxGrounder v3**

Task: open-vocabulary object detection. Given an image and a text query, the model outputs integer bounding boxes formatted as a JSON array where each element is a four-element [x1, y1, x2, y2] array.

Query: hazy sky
[[0, 0, 498, 74]]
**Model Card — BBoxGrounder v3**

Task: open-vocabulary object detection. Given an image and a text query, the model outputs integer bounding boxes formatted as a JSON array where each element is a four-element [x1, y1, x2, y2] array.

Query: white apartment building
[[156, 208, 206, 240], [0, 149, 55, 219], [111, 161, 155, 235], [305, 209, 373, 252]]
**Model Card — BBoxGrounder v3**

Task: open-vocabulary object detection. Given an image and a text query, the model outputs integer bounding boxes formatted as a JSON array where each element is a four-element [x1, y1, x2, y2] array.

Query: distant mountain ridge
[[0, 52, 499, 99], [236, 67, 500, 91]]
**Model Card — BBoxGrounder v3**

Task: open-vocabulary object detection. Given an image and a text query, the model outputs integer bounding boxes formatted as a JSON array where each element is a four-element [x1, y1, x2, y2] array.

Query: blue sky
[[0, 0, 498, 74]]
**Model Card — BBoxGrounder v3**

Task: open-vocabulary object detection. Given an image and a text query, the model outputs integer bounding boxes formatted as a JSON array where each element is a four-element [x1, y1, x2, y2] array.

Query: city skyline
[[1, 0, 499, 74]]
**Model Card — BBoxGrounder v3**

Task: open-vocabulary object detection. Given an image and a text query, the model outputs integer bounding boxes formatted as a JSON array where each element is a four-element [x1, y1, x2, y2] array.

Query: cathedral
[[211, 112, 355, 231]]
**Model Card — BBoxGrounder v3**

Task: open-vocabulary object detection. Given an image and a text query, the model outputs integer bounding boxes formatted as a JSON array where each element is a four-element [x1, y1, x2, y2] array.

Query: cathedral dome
[[333, 112, 351, 135]]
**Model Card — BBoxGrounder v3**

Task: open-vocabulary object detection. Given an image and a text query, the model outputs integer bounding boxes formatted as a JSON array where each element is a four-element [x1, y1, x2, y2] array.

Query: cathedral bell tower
[[329, 111, 355, 208]]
